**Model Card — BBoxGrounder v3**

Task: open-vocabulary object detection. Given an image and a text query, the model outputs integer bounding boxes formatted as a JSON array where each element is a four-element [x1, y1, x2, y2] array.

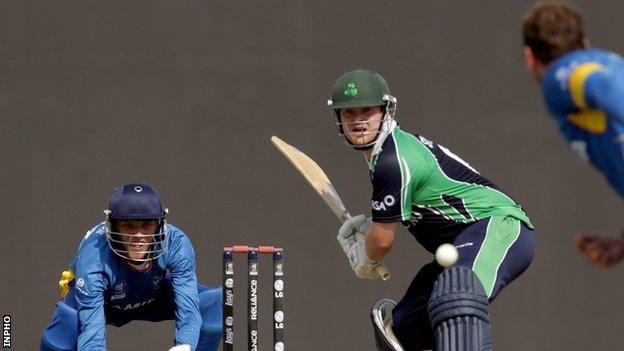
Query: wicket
[[223, 245, 284, 351]]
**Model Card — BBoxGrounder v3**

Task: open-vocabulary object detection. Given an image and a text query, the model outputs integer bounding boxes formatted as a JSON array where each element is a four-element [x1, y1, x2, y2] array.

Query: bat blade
[[271, 135, 350, 222], [271, 135, 390, 280]]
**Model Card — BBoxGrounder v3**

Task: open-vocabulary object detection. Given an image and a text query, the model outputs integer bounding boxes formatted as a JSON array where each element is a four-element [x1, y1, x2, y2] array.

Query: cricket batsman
[[327, 69, 536, 350], [522, 1, 624, 267], [40, 182, 222, 350]]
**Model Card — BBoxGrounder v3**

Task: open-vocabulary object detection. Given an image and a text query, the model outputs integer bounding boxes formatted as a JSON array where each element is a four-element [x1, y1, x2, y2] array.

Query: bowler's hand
[[577, 234, 624, 268]]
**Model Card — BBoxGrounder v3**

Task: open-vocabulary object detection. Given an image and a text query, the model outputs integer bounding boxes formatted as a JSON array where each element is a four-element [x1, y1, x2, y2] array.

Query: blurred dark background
[[2, 0, 623, 349]]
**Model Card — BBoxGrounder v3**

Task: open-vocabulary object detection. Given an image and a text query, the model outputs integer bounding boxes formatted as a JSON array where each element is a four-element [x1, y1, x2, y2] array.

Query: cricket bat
[[271, 135, 391, 280]]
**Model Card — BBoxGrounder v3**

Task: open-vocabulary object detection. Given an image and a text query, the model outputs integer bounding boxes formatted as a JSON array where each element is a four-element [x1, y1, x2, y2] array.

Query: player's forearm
[[171, 264, 201, 347], [77, 305, 107, 350], [365, 222, 397, 262], [174, 311, 201, 348], [366, 238, 392, 262]]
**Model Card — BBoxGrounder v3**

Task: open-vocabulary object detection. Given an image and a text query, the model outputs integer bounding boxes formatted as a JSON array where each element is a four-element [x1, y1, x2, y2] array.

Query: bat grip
[[375, 264, 391, 280]]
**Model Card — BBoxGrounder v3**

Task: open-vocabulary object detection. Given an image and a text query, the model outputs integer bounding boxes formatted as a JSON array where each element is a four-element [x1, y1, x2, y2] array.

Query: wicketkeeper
[[40, 182, 222, 351]]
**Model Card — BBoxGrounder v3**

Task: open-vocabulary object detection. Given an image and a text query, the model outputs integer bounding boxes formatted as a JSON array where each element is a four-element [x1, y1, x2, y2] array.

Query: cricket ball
[[435, 243, 459, 267]]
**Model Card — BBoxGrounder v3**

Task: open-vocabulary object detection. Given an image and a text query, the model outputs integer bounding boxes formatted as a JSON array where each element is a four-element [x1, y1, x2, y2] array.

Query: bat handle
[[375, 264, 391, 281]]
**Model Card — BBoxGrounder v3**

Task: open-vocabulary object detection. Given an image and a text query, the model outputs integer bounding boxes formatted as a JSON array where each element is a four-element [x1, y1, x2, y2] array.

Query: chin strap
[[368, 119, 397, 154], [348, 118, 397, 152]]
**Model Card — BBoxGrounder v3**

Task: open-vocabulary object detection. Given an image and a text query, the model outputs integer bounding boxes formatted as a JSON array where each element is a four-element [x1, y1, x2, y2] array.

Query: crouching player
[[40, 182, 222, 351], [327, 70, 536, 350]]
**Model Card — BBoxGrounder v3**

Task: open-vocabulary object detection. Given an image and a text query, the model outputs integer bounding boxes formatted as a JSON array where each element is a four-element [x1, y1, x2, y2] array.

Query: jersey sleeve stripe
[[569, 62, 605, 109], [392, 131, 411, 221], [399, 156, 411, 221]]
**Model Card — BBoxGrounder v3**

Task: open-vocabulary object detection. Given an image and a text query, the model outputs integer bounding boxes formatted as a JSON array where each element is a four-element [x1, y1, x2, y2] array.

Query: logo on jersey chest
[[153, 276, 163, 290], [111, 281, 126, 301], [372, 195, 396, 211]]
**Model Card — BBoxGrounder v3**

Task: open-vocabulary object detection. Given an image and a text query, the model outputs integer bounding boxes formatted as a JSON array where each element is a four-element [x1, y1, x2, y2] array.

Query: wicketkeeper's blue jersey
[[70, 222, 202, 350], [541, 48, 624, 197]]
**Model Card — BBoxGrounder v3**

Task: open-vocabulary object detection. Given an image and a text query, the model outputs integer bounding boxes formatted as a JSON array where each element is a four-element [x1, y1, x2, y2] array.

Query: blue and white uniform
[[40, 223, 222, 351], [542, 48, 624, 196]]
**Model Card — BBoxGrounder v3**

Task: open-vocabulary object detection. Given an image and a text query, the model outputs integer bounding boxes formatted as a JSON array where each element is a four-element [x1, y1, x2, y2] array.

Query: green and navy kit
[[70, 222, 201, 349], [369, 125, 533, 252], [373, 125, 536, 349], [542, 48, 624, 197]]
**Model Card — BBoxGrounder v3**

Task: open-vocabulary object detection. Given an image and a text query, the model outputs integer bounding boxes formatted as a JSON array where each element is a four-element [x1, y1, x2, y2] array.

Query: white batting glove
[[348, 232, 382, 279], [337, 215, 380, 279], [168, 345, 191, 351], [337, 214, 372, 255]]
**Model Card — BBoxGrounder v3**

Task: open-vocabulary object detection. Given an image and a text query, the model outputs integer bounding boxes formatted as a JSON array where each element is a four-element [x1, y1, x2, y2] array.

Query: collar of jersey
[[124, 259, 153, 273]]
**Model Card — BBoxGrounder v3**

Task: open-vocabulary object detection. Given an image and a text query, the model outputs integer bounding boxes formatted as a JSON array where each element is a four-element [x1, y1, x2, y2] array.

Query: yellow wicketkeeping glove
[[58, 269, 75, 299]]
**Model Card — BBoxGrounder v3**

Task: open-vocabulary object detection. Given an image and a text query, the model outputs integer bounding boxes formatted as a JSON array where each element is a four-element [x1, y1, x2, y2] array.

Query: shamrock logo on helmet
[[344, 82, 358, 98]]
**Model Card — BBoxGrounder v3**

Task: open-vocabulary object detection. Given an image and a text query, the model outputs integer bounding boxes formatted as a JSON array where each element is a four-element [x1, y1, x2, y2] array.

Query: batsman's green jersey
[[369, 124, 533, 253]]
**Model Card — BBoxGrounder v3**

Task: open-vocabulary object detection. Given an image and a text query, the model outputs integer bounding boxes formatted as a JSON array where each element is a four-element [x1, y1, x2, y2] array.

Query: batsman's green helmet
[[328, 69, 392, 109]]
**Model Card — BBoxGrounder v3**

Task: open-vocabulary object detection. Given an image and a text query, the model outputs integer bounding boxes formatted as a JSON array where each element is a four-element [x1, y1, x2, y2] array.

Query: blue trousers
[[40, 284, 222, 351], [392, 216, 535, 350]]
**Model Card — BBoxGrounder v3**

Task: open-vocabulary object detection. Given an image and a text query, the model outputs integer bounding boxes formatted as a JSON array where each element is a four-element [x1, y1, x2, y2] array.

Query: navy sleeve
[[370, 140, 412, 222]]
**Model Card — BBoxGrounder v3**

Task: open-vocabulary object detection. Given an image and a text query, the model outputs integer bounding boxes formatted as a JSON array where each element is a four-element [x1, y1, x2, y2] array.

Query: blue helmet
[[104, 182, 169, 262], [108, 183, 165, 220]]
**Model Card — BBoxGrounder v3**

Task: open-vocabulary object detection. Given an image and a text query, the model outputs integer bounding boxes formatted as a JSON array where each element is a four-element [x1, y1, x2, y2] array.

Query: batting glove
[[337, 214, 372, 255], [349, 232, 383, 279], [337, 215, 381, 279]]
